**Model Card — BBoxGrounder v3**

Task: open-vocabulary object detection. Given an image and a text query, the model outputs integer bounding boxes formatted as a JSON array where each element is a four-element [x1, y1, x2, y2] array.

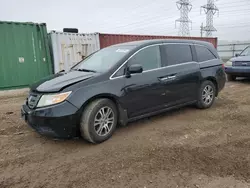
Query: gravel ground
[[0, 80, 250, 188]]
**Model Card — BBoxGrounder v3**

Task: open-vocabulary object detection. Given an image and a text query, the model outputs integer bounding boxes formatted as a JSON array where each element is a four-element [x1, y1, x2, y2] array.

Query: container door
[[0, 23, 52, 89]]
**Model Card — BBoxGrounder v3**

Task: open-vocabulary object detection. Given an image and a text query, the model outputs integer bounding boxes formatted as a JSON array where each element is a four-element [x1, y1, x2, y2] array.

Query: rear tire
[[196, 80, 216, 109], [227, 74, 236, 81], [80, 99, 118, 144]]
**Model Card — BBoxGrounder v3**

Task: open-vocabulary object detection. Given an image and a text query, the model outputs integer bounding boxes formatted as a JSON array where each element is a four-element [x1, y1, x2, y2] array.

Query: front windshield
[[240, 46, 250, 56], [72, 45, 135, 72]]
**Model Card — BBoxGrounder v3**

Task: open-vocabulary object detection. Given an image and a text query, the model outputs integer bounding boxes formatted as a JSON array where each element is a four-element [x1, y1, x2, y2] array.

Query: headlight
[[37, 91, 72, 107], [225, 60, 232, 67]]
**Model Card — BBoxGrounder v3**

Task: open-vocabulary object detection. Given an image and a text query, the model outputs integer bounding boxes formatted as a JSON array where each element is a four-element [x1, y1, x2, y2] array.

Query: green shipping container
[[0, 21, 52, 89]]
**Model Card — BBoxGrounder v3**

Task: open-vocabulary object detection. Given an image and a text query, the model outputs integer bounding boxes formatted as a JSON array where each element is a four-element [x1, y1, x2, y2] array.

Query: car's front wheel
[[80, 99, 118, 144], [196, 80, 216, 109]]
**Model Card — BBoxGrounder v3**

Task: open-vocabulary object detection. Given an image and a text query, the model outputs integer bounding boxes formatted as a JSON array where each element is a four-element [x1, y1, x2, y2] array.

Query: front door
[[120, 45, 165, 118]]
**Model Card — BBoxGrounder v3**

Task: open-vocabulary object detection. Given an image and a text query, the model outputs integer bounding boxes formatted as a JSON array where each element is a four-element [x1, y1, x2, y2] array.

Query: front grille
[[27, 93, 41, 109], [233, 61, 250, 67]]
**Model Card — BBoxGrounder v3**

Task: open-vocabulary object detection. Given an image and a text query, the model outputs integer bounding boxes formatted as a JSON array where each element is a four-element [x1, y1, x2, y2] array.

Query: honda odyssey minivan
[[21, 39, 226, 143]]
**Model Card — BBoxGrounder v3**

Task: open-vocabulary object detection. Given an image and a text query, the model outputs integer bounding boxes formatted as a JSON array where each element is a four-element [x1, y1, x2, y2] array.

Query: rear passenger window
[[162, 44, 193, 66], [127, 45, 161, 71], [195, 45, 216, 62]]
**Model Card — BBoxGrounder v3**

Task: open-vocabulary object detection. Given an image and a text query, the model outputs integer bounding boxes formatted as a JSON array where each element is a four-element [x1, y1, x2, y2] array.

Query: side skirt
[[128, 100, 197, 123]]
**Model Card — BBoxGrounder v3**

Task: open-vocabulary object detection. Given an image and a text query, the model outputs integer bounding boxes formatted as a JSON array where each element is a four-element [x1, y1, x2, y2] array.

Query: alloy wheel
[[202, 85, 214, 105], [94, 106, 114, 136]]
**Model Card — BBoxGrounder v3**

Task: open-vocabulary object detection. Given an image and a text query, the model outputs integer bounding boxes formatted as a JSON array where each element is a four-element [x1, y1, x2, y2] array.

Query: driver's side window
[[113, 45, 161, 77], [127, 45, 161, 71]]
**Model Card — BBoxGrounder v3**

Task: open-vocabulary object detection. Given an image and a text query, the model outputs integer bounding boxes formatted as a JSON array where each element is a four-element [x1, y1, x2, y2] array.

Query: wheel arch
[[80, 93, 128, 126], [203, 76, 218, 96]]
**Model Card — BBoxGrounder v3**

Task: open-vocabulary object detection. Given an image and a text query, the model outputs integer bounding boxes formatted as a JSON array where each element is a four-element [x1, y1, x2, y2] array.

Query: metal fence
[[217, 41, 250, 62]]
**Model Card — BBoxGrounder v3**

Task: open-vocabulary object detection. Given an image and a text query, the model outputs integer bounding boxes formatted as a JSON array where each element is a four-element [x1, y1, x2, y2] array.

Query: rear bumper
[[225, 66, 250, 76], [21, 101, 80, 139]]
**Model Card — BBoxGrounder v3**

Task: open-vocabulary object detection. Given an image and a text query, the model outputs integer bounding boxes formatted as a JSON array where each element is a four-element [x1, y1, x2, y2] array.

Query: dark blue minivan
[[224, 46, 250, 81]]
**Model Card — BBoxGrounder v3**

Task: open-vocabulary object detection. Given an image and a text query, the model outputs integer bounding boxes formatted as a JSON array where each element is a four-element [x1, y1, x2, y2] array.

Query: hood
[[230, 55, 250, 62], [31, 70, 96, 92]]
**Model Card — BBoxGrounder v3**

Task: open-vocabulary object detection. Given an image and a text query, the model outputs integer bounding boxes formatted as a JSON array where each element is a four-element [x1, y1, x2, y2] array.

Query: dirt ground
[[0, 80, 250, 188]]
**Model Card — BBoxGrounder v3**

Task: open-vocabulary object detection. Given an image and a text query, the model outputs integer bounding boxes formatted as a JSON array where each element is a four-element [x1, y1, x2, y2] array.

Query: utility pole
[[201, 0, 219, 37], [175, 0, 192, 37], [200, 23, 204, 37]]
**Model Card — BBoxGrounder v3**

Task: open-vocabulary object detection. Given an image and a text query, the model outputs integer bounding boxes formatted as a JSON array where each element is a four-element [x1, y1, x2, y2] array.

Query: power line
[[108, 13, 248, 34], [190, 8, 250, 15], [108, 8, 250, 33], [95, 0, 250, 36], [119, 22, 250, 37], [98, 1, 201, 31], [97, 6, 178, 30], [83, 1, 162, 28], [121, 22, 176, 33], [216, 0, 249, 5], [217, 24, 250, 28], [219, 4, 250, 9], [119, 22, 250, 39], [218, 12, 250, 16], [185, 2, 250, 14], [191, 24, 250, 31], [106, 12, 250, 34], [218, 8, 250, 13], [184, 1, 249, 14], [99, 14, 178, 31], [217, 21, 250, 26], [98, 2, 250, 30], [153, 22, 250, 32]]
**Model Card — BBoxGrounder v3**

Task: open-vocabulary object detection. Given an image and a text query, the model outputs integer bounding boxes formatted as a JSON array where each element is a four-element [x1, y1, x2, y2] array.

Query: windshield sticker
[[116, 49, 130, 53]]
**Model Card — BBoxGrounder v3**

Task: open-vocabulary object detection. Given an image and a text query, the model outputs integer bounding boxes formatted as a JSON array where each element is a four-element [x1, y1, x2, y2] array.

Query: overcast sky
[[1, 0, 250, 41]]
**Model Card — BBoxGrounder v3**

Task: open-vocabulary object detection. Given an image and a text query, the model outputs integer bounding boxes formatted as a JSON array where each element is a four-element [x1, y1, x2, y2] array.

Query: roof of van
[[113, 39, 213, 47], [111, 39, 219, 58]]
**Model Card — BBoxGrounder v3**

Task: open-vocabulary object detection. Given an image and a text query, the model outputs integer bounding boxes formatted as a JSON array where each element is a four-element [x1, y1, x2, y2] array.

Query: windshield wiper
[[76, 68, 97, 73]]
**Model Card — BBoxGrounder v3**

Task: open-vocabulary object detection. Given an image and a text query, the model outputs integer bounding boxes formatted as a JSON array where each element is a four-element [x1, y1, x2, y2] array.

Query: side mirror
[[235, 53, 240, 57], [127, 64, 143, 76]]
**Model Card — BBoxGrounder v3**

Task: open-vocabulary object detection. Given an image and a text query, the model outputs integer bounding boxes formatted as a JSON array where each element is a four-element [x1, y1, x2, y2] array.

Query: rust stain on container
[[99, 33, 218, 49]]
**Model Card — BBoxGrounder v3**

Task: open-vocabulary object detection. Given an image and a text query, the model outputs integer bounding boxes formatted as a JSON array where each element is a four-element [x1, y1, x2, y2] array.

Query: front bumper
[[21, 101, 80, 139], [225, 66, 250, 76]]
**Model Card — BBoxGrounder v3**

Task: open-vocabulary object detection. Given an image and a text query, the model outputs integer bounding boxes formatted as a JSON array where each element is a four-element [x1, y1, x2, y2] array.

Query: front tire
[[227, 74, 236, 81], [196, 80, 216, 109], [80, 99, 118, 144]]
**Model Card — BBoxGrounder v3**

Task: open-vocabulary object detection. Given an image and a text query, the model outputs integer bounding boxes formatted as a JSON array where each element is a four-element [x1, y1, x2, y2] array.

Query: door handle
[[158, 75, 176, 82], [159, 77, 169, 81], [167, 75, 176, 79]]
